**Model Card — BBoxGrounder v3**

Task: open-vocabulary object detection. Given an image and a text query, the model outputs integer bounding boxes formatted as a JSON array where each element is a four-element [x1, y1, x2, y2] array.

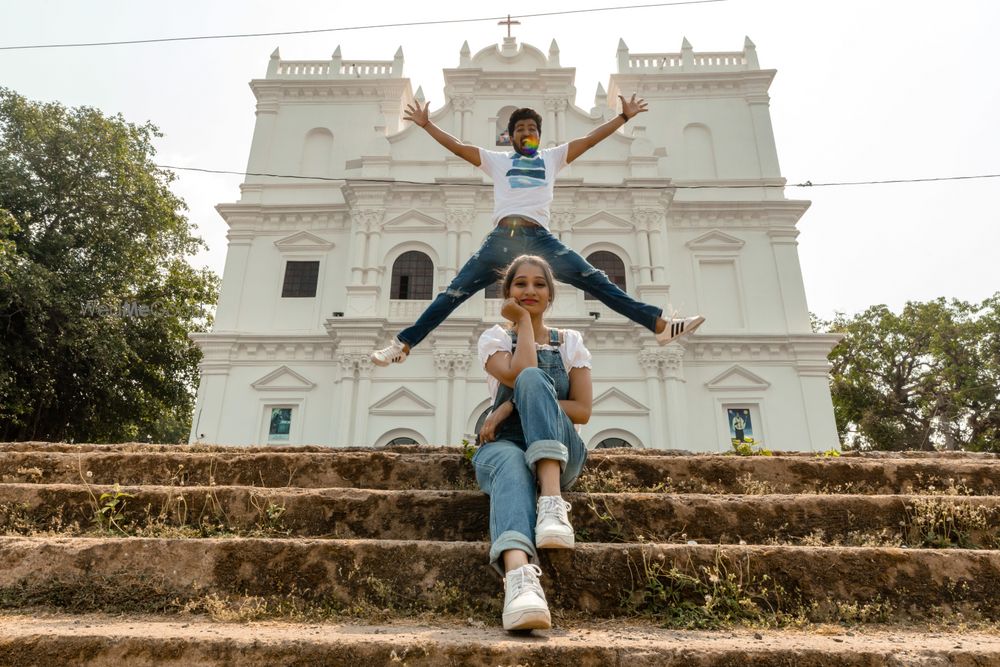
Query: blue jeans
[[397, 225, 663, 348], [472, 368, 587, 575]]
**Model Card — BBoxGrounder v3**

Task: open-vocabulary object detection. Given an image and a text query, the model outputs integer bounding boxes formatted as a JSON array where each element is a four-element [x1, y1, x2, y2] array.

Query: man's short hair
[[507, 108, 543, 138]]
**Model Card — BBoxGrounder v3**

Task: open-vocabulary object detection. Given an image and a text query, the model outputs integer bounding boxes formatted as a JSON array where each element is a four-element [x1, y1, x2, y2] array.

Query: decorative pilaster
[[551, 210, 575, 245], [768, 228, 811, 333], [335, 351, 373, 445], [445, 208, 475, 282], [452, 95, 475, 141], [638, 344, 688, 450], [434, 349, 472, 444]]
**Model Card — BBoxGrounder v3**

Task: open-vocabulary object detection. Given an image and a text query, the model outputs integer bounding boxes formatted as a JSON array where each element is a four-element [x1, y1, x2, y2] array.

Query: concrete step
[[1, 537, 997, 622], [2, 484, 999, 548], [1, 613, 998, 666], [3, 446, 998, 494]]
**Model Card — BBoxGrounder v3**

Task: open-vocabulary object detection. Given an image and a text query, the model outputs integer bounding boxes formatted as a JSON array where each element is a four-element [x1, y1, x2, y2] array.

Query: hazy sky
[[2, 0, 997, 319]]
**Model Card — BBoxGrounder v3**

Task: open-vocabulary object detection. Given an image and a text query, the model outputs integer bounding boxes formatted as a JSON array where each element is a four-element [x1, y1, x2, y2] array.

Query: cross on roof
[[498, 14, 520, 39]]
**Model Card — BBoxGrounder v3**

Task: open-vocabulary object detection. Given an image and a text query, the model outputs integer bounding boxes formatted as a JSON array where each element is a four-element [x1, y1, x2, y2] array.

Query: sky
[[2, 0, 997, 320]]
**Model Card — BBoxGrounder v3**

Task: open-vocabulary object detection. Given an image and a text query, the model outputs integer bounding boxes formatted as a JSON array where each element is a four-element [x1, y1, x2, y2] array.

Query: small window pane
[[596, 437, 631, 449], [268, 408, 292, 442], [391, 251, 434, 300], [584, 251, 627, 301], [387, 437, 418, 445], [281, 261, 319, 298], [485, 281, 503, 298]]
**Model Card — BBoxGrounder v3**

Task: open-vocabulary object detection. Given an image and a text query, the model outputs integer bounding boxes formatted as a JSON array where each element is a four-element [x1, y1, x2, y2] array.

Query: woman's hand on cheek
[[501, 298, 529, 322]]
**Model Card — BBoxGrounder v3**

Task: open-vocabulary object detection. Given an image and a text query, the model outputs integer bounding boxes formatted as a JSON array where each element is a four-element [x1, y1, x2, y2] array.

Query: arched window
[[390, 251, 434, 300], [596, 437, 631, 449], [584, 251, 627, 300], [387, 436, 418, 446], [485, 280, 503, 298], [495, 105, 518, 146]]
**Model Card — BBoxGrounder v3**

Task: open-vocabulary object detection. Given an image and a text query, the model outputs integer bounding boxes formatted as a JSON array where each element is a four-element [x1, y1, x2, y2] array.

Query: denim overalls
[[472, 327, 588, 575]]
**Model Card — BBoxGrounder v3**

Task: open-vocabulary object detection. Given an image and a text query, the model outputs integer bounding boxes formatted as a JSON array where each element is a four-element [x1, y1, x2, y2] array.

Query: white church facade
[[189, 35, 842, 451]]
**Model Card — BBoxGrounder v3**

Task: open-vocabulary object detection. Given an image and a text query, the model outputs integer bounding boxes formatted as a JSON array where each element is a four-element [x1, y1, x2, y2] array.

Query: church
[[189, 33, 842, 451]]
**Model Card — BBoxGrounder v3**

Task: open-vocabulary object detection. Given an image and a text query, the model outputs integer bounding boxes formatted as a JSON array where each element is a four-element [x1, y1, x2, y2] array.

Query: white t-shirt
[[477, 324, 592, 405], [477, 144, 570, 230]]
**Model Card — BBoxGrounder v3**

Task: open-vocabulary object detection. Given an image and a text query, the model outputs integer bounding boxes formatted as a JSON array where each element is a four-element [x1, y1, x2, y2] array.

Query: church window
[[281, 261, 320, 298], [390, 251, 434, 299], [584, 251, 626, 300], [387, 436, 418, 446], [485, 280, 503, 298], [495, 105, 517, 146], [595, 437, 631, 449]]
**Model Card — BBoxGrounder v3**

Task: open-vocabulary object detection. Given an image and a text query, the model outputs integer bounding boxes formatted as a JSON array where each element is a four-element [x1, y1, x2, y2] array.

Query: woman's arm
[[484, 302, 538, 388], [559, 366, 593, 424]]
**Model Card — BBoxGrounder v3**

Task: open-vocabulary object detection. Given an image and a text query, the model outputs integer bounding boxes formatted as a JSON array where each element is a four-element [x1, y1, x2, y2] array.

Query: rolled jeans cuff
[[525, 439, 568, 474], [489, 529, 538, 577]]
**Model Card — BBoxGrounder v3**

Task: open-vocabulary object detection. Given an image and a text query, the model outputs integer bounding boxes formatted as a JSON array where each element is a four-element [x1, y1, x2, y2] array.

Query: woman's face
[[507, 262, 551, 314]]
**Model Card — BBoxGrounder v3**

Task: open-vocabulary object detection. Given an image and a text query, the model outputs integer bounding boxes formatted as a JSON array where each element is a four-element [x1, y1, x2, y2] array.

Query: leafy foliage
[[821, 296, 1000, 452], [0, 89, 218, 443]]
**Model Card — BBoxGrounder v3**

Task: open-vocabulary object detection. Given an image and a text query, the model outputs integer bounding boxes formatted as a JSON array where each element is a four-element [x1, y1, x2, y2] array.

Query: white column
[[365, 229, 382, 285], [445, 229, 459, 284], [212, 235, 252, 330], [748, 95, 781, 179], [662, 346, 688, 452], [637, 230, 653, 285], [638, 350, 666, 448], [555, 99, 567, 144], [449, 356, 471, 443], [543, 98, 557, 145], [648, 227, 666, 283], [353, 364, 373, 446], [335, 355, 356, 445], [768, 229, 812, 333]]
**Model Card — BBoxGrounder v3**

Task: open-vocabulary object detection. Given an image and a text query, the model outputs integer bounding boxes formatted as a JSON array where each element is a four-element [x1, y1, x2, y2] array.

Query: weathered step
[[1, 537, 998, 622], [3, 446, 999, 494], [2, 613, 998, 667], [2, 484, 999, 548]]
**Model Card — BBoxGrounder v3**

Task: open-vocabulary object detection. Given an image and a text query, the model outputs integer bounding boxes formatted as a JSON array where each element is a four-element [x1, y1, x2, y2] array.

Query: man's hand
[[479, 401, 513, 443], [403, 101, 430, 128], [619, 93, 648, 121], [501, 298, 529, 323]]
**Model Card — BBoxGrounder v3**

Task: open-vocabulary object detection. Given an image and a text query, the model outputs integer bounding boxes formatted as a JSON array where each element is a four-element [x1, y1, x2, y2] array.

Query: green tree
[[825, 296, 1000, 452], [0, 89, 218, 443]]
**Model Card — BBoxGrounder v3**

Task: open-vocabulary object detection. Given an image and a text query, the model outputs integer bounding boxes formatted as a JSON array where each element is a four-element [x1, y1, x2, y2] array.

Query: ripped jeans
[[397, 225, 663, 348]]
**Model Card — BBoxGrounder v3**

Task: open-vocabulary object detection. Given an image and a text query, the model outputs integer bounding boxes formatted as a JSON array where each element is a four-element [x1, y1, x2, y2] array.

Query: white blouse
[[477, 324, 592, 404]]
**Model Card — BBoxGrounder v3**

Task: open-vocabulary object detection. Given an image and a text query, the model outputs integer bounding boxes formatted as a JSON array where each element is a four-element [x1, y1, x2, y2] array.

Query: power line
[[0, 0, 726, 51], [155, 164, 1000, 189]]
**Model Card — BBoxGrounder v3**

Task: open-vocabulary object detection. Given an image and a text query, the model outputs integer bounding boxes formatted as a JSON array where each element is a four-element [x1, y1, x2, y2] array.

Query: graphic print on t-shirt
[[505, 154, 546, 189]]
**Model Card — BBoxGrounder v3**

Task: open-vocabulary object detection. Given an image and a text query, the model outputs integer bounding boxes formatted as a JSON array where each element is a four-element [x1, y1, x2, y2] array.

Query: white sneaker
[[370, 337, 408, 367], [502, 564, 551, 631], [655, 315, 705, 346], [535, 496, 574, 549]]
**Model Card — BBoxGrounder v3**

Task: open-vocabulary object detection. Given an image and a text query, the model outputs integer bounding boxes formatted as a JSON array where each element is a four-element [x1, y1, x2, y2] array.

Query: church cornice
[[608, 69, 776, 101], [667, 199, 811, 228]]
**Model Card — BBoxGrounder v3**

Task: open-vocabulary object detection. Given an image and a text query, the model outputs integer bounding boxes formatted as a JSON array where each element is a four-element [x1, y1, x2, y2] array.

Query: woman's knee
[[514, 367, 552, 396]]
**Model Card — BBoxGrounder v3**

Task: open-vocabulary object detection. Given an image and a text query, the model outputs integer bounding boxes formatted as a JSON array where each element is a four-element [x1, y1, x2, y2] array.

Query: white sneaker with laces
[[535, 495, 574, 549], [655, 315, 705, 346], [370, 337, 408, 367], [502, 564, 551, 631]]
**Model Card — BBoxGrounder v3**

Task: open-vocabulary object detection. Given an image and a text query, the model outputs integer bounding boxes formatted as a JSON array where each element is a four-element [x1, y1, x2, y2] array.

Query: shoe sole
[[503, 608, 552, 631], [370, 353, 405, 367], [535, 532, 574, 549], [656, 315, 705, 345]]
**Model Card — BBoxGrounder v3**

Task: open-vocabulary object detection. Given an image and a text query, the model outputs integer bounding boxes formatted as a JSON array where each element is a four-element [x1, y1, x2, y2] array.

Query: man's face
[[512, 119, 540, 156]]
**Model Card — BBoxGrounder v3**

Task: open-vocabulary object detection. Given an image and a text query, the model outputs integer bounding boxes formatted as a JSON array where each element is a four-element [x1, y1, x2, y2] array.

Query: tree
[[824, 296, 1000, 452], [0, 89, 218, 443]]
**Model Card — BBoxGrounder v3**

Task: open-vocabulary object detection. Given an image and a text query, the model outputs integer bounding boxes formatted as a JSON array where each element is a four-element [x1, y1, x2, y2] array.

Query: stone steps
[[1, 537, 998, 620], [1, 442, 998, 664], [3, 483, 999, 547], [3, 445, 998, 494], [1, 613, 998, 667]]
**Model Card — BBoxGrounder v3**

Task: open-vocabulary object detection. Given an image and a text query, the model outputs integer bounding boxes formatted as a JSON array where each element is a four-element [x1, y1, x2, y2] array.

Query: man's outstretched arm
[[566, 94, 648, 164], [404, 101, 481, 167]]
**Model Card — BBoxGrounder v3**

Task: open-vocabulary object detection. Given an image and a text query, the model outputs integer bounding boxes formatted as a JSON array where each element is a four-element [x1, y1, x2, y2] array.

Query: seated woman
[[473, 254, 592, 631]]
